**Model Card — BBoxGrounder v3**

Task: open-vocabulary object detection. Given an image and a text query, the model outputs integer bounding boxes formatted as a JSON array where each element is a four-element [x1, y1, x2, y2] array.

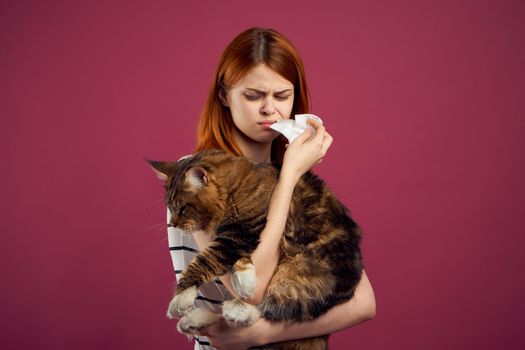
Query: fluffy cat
[[149, 149, 363, 350]]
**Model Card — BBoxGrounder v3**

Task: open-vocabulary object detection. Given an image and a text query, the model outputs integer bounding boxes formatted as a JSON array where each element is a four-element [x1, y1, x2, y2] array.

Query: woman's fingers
[[193, 315, 224, 337], [321, 131, 333, 154], [315, 131, 333, 164], [282, 119, 333, 172], [292, 125, 313, 144], [290, 119, 325, 147], [308, 119, 327, 148], [301, 120, 331, 160]]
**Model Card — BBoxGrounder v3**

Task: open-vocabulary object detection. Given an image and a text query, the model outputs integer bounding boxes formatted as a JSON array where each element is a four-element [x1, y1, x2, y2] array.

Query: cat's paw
[[222, 299, 261, 327], [166, 285, 198, 319], [177, 308, 220, 336], [232, 263, 257, 300]]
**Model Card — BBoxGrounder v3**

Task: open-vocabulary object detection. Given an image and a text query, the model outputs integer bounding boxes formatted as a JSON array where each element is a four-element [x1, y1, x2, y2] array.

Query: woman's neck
[[232, 128, 272, 164]]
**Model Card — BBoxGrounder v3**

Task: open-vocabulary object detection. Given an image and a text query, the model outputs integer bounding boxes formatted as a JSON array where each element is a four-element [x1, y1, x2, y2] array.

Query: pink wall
[[1, 0, 524, 349]]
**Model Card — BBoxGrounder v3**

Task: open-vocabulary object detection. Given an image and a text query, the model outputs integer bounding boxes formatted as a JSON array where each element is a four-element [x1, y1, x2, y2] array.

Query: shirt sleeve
[[167, 208, 200, 283]]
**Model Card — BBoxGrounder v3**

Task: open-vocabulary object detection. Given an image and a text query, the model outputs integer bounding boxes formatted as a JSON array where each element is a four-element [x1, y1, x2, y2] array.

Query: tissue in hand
[[270, 114, 323, 143]]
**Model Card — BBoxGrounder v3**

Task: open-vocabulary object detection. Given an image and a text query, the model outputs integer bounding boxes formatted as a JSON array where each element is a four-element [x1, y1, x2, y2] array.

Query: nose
[[260, 96, 276, 116]]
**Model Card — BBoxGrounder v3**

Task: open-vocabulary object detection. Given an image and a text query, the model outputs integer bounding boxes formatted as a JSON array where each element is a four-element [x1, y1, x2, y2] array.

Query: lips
[[259, 121, 277, 130], [259, 120, 277, 125]]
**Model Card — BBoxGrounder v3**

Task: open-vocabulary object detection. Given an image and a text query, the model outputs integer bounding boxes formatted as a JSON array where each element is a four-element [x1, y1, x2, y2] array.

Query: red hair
[[194, 27, 311, 165]]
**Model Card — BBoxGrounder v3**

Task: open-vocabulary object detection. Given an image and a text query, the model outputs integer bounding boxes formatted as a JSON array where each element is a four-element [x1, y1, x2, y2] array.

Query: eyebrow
[[245, 88, 293, 94]]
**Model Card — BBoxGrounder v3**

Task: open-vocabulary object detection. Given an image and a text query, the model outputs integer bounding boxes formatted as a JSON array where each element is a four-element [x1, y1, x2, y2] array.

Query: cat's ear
[[185, 166, 209, 189], [146, 159, 177, 182]]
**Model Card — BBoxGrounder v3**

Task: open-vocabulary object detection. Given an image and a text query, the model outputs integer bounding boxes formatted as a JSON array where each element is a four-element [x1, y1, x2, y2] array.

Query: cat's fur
[[149, 149, 363, 350]]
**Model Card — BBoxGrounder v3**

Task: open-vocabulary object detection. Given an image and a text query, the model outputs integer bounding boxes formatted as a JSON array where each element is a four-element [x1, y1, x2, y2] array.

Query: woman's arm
[[248, 119, 334, 303], [255, 269, 376, 344], [235, 166, 299, 303], [200, 269, 376, 350]]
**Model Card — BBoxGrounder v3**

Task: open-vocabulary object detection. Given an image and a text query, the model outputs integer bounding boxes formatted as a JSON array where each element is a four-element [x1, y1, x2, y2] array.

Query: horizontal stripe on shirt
[[194, 336, 211, 346], [196, 295, 223, 304], [169, 246, 199, 253]]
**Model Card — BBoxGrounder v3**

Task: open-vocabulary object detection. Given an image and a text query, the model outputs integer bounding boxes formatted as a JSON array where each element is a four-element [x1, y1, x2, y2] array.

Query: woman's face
[[222, 64, 295, 145]]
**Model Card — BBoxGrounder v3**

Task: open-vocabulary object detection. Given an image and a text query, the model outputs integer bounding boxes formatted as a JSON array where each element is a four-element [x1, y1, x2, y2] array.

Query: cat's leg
[[168, 237, 249, 318], [231, 257, 257, 300], [222, 299, 261, 327], [177, 308, 221, 336], [176, 243, 241, 291], [167, 285, 198, 319], [167, 247, 227, 318]]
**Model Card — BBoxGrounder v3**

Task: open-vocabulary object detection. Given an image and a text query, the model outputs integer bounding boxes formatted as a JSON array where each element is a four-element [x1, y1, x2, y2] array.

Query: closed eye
[[244, 94, 291, 101]]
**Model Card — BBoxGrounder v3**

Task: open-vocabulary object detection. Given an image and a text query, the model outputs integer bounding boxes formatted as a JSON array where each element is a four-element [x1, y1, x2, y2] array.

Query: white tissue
[[270, 114, 323, 143]]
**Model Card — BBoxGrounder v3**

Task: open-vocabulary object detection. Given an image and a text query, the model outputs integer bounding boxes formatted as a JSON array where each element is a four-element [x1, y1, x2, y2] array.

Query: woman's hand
[[281, 119, 333, 184], [195, 317, 265, 350]]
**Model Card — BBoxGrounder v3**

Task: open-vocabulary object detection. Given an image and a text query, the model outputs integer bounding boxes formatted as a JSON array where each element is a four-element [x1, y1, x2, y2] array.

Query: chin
[[253, 134, 279, 144]]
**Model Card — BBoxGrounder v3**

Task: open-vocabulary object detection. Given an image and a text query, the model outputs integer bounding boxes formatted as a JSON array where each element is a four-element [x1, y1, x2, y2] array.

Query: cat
[[149, 148, 363, 350]]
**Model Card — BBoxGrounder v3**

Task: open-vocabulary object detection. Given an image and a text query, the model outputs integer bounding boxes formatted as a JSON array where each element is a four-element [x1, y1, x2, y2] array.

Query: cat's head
[[147, 149, 231, 233]]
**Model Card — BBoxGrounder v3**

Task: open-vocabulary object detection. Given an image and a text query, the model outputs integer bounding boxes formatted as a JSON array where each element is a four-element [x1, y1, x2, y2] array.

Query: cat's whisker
[[147, 221, 169, 231], [144, 191, 164, 202]]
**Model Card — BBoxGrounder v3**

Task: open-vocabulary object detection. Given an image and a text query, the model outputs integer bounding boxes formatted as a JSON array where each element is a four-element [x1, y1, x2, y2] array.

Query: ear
[[185, 166, 209, 188], [146, 159, 178, 181], [219, 88, 229, 107]]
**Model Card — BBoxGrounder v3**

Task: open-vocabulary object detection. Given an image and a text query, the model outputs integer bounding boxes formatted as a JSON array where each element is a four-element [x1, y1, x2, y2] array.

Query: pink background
[[1, 0, 524, 349]]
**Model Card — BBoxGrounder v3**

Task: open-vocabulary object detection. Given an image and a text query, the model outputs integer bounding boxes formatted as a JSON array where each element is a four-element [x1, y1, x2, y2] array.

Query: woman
[[167, 27, 376, 350]]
